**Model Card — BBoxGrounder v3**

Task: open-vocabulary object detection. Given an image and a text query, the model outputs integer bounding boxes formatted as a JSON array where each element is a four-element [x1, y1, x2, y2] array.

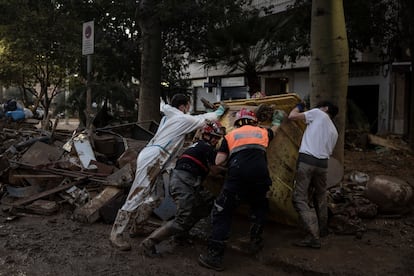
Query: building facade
[[185, 0, 410, 136]]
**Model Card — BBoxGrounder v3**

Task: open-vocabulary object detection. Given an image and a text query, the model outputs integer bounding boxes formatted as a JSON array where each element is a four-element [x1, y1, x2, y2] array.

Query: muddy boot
[[248, 223, 264, 254], [139, 221, 180, 257], [129, 222, 158, 238], [293, 235, 321, 249], [198, 240, 225, 272], [109, 209, 132, 251], [173, 234, 192, 246], [129, 208, 160, 238]]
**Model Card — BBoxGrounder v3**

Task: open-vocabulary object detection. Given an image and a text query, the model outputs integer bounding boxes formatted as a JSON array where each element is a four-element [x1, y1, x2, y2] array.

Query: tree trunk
[[138, 0, 162, 123], [0, 85, 4, 102], [310, 0, 349, 164], [246, 69, 261, 96], [401, 0, 414, 149], [409, 48, 414, 150]]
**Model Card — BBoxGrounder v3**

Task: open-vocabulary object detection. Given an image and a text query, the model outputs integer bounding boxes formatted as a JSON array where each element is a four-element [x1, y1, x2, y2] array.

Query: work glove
[[271, 110, 285, 126], [209, 165, 227, 177], [296, 101, 306, 112], [214, 103, 228, 117]]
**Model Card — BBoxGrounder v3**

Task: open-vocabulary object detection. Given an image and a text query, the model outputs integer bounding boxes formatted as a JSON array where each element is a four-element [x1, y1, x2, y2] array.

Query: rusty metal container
[[205, 93, 305, 225]]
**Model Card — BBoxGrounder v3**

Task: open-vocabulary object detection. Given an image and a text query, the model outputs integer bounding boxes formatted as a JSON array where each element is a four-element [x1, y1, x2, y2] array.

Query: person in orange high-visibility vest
[[198, 107, 285, 272]]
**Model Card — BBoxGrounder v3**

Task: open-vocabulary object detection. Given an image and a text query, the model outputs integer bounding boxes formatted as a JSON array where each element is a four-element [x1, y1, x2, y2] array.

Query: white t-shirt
[[299, 108, 338, 159]]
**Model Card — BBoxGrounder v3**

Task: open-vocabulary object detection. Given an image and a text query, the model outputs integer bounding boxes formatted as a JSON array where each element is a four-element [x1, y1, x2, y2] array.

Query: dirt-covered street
[[1, 146, 414, 276]]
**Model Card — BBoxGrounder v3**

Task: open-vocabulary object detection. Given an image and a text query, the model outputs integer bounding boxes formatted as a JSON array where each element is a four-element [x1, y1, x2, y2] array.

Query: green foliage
[[190, 1, 307, 94], [0, 0, 142, 122], [292, 0, 407, 63], [0, 0, 80, 113], [8, 0, 402, 122], [157, 0, 257, 97], [0, 0, 265, 115]]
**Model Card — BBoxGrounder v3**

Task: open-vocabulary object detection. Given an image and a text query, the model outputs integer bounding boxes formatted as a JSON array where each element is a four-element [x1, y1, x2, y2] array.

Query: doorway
[[347, 85, 379, 133]]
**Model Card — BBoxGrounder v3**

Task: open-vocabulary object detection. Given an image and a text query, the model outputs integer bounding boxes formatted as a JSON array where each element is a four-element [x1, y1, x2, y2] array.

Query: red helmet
[[202, 121, 225, 137], [235, 108, 257, 126]]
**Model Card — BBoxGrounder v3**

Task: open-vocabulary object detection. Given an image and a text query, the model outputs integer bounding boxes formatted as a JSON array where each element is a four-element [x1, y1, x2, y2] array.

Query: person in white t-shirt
[[288, 100, 338, 249]]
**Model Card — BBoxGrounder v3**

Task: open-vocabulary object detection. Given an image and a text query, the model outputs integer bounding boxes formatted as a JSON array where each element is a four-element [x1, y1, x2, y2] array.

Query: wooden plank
[[20, 141, 63, 166], [368, 134, 411, 151], [12, 174, 62, 179], [106, 163, 134, 187], [73, 186, 122, 223], [11, 180, 83, 206], [15, 200, 59, 216]]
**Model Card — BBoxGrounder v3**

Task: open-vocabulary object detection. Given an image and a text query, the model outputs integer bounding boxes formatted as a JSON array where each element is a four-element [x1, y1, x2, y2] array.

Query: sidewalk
[[52, 118, 80, 131]]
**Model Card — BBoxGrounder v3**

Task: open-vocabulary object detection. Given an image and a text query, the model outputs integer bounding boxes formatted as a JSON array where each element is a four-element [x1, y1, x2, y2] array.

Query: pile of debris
[[328, 130, 414, 238], [1, 120, 412, 239], [0, 121, 158, 224], [327, 171, 414, 237]]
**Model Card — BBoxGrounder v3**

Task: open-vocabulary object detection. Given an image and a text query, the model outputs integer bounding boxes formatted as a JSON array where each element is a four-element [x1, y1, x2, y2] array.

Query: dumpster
[[204, 93, 306, 226]]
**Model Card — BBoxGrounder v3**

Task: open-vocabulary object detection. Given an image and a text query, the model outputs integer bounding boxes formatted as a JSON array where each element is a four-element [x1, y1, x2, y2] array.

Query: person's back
[[222, 124, 271, 189], [198, 107, 285, 271], [148, 101, 218, 158], [174, 139, 216, 178], [298, 108, 338, 159], [288, 100, 339, 249]]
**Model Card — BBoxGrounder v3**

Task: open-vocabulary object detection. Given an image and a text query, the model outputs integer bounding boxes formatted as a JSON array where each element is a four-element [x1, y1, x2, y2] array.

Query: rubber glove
[[214, 104, 227, 117], [272, 110, 285, 126]]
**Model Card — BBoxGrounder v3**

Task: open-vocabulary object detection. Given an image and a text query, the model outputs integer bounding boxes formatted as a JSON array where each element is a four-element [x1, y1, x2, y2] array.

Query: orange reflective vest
[[225, 125, 269, 156]]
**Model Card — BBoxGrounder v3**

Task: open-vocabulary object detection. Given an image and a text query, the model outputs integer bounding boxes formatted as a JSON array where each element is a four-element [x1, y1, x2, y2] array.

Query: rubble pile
[[0, 122, 152, 224], [0, 121, 412, 239], [327, 172, 377, 236], [327, 130, 414, 237]]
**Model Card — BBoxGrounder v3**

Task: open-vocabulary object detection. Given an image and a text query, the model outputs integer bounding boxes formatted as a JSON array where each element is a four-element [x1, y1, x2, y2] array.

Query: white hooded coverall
[[120, 103, 219, 225]]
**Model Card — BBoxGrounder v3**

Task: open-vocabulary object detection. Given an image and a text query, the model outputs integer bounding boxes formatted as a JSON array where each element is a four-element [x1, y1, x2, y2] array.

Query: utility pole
[[82, 20, 94, 129], [86, 54, 92, 128]]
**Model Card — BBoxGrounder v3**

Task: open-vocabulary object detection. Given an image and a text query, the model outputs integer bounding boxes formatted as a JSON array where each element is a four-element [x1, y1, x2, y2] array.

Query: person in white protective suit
[[110, 94, 227, 250]]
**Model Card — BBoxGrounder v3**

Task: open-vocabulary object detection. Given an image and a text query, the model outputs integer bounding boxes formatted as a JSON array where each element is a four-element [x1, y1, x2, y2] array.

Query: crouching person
[[139, 121, 225, 256], [198, 108, 285, 271]]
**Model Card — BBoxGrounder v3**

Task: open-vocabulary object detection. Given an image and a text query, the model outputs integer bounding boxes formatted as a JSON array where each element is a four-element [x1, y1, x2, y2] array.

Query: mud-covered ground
[[1, 147, 414, 276]]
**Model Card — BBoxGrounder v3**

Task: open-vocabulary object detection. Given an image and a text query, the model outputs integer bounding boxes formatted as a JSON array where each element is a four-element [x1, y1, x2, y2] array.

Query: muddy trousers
[[169, 170, 215, 233], [292, 161, 328, 239], [141, 169, 215, 251], [110, 200, 162, 250], [110, 173, 165, 250], [210, 187, 268, 242], [202, 186, 268, 268], [110, 209, 133, 250], [140, 220, 183, 255], [127, 169, 168, 230]]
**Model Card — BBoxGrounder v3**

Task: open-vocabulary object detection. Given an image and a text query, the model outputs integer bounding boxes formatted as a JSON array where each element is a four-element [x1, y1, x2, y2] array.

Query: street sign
[[82, 21, 94, 55]]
